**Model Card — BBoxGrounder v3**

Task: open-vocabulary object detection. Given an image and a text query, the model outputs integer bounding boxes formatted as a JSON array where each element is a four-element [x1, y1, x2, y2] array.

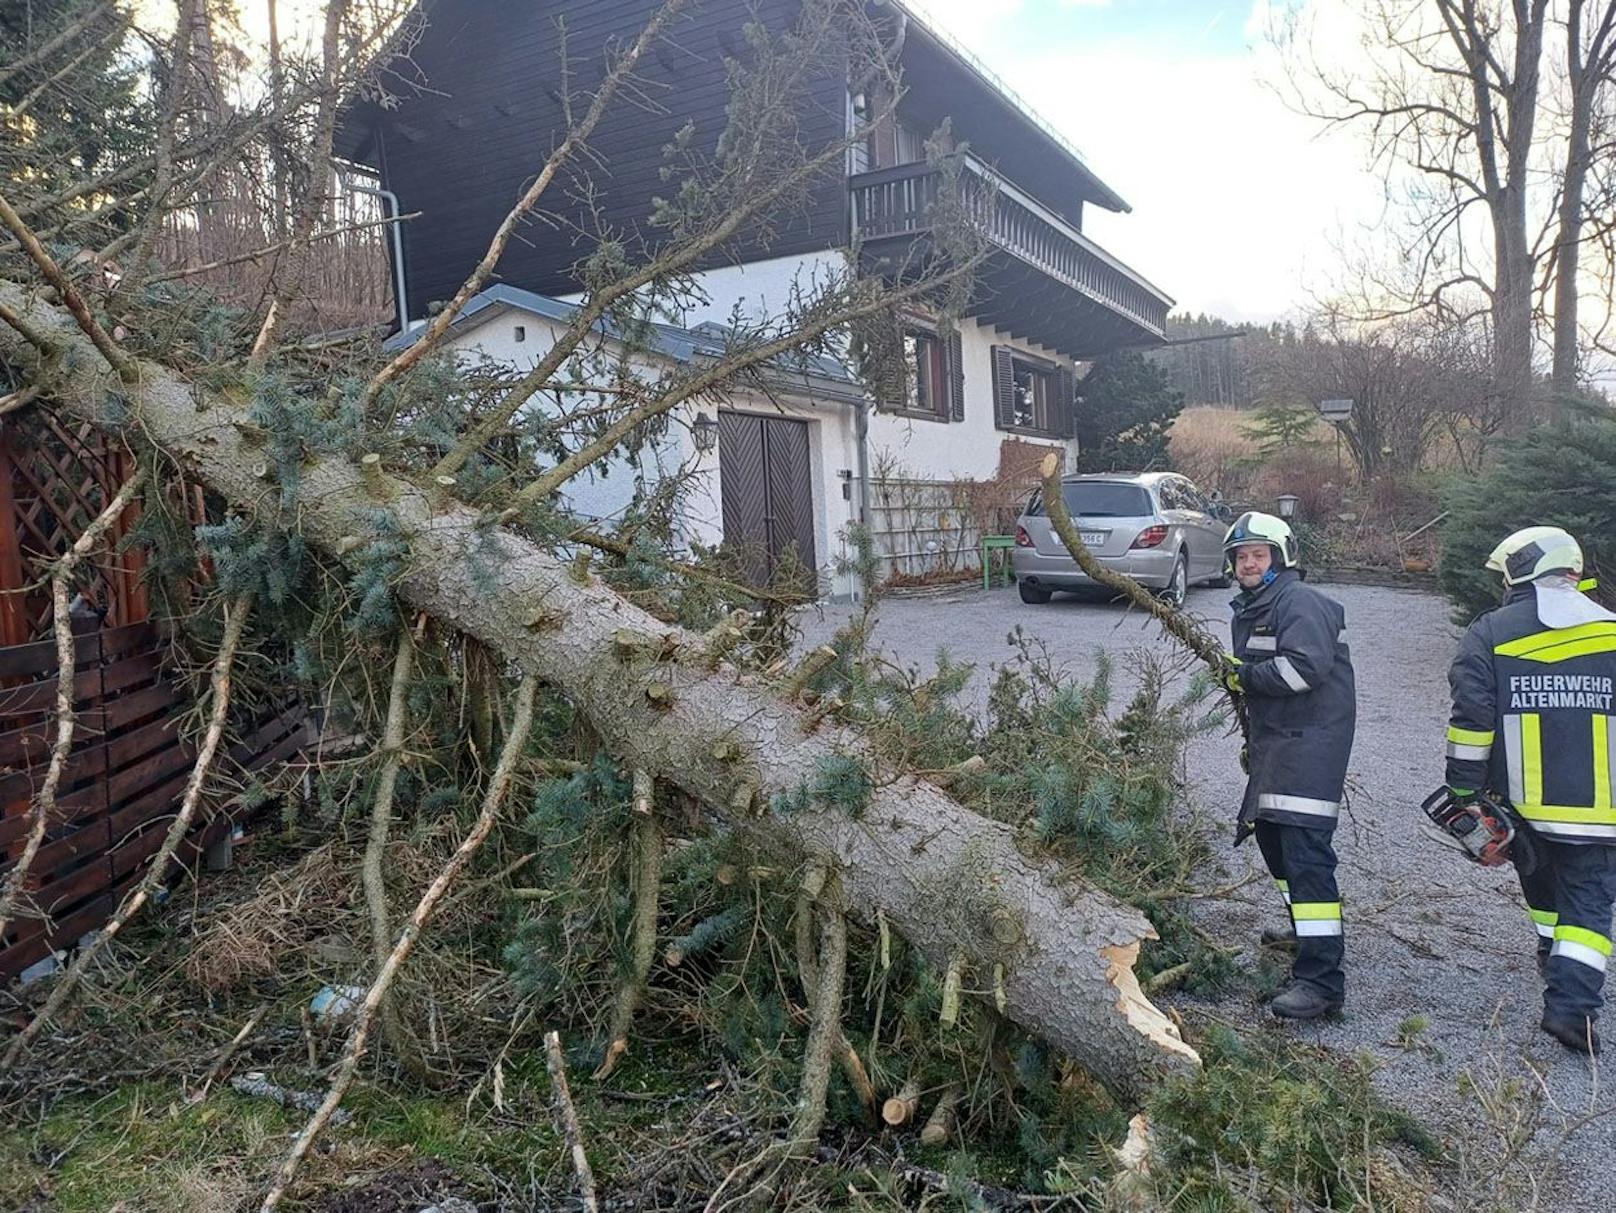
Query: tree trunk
[[0, 281, 1200, 1100], [1552, 98, 1593, 400], [1551, 1, 1616, 400]]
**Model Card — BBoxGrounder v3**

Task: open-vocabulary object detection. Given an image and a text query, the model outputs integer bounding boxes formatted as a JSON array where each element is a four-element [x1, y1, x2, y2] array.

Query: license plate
[[1079, 531, 1106, 547]]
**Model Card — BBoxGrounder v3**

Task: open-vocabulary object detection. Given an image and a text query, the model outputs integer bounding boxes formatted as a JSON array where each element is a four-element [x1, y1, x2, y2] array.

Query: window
[[894, 121, 927, 166], [1011, 358, 1059, 433], [878, 324, 959, 422], [1028, 482, 1152, 519], [992, 345, 1072, 437], [850, 88, 931, 172], [903, 331, 949, 419]]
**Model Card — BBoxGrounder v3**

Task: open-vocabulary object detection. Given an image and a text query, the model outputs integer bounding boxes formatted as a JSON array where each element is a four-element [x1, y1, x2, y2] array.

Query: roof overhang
[[386, 285, 867, 406]]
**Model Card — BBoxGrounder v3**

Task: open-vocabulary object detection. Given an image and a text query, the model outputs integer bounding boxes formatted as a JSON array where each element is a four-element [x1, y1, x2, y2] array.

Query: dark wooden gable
[[345, 0, 848, 321]]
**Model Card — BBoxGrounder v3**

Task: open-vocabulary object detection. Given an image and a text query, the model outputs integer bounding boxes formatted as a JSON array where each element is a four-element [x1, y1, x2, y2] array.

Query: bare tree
[[1269, 1, 1616, 420], [1550, 1, 1616, 390], [1254, 306, 1497, 479]]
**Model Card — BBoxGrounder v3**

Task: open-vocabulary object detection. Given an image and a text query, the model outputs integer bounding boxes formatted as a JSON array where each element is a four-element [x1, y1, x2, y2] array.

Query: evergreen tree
[[1071, 350, 1184, 473], [1, 2, 152, 207], [1438, 409, 1616, 623]]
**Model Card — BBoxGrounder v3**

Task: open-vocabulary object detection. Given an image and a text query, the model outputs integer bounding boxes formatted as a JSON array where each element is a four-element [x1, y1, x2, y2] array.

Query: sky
[[904, 0, 1385, 323]]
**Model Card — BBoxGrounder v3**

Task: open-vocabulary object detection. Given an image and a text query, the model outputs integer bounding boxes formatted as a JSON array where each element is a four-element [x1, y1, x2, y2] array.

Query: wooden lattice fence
[[0, 411, 311, 982]]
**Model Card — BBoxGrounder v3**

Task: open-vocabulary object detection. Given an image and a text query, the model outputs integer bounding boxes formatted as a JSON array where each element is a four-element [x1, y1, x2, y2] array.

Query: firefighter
[[1446, 526, 1616, 1055], [1221, 511, 1358, 1019]]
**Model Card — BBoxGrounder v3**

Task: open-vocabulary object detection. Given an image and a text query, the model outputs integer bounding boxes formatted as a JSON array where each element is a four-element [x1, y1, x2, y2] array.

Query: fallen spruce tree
[[0, 276, 1200, 1100]]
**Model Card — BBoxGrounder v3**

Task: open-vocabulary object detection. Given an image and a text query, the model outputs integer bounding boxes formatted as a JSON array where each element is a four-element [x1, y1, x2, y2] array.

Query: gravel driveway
[[799, 580, 1614, 1210]]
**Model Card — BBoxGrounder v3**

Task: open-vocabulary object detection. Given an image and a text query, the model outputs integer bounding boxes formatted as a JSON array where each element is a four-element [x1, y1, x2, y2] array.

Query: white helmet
[[1486, 526, 1584, 587], [1222, 511, 1299, 570]]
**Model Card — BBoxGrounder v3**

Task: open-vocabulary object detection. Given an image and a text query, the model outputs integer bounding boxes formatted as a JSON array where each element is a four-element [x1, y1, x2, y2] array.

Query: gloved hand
[[1219, 654, 1243, 695], [1448, 786, 1477, 806], [1239, 742, 1250, 774]]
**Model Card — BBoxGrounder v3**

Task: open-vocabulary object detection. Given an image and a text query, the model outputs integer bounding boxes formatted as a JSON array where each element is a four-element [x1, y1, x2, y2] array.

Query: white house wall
[[675, 252, 852, 329], [447, 310, 690, 529], [670, 257, 1079, 483], [866, 319, 1076, 481], [440, 304, 862, 600]]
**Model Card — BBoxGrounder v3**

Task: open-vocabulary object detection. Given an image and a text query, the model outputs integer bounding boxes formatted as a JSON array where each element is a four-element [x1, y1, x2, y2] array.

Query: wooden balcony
[[849, 156, 1171, 357]]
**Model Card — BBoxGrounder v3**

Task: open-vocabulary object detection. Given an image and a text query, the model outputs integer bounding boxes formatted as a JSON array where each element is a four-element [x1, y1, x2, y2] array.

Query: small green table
[[981, 534, 1017, 590]]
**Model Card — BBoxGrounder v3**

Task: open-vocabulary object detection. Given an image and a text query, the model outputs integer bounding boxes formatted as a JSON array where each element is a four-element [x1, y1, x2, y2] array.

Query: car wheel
[[1018, 580, 1052, 605], [1158, 553, 1188, 607]]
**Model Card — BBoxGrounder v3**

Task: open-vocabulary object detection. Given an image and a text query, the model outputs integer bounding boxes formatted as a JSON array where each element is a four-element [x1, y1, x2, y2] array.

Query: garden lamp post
[[1276, 493, 1299, 521]]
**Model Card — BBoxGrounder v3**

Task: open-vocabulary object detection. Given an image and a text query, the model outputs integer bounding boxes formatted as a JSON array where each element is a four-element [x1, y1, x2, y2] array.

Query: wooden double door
[[718, 411, 818, 594]]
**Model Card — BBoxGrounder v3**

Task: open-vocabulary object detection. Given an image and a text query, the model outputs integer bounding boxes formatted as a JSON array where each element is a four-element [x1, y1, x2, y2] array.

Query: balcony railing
[[849, 156, 1171, 339]]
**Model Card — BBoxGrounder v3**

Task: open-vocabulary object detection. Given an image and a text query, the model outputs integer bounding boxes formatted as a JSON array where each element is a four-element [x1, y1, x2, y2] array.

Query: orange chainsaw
[[1420, 786, 1536, 873]]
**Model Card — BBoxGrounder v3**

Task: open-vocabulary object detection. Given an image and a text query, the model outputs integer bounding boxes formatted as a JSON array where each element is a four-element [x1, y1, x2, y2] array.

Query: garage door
[[718, 411, 818, 594]]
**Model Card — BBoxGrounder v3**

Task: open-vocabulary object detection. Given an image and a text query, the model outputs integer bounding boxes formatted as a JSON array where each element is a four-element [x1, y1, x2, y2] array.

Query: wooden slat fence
[[0, 620, 313, 980], [0, 407, 313, 982]]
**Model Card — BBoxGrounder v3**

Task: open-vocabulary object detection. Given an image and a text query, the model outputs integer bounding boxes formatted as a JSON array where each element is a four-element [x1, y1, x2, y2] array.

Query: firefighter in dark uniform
[[1222, 512, 1358, 1019], [1446, 526, 1616, 1055]]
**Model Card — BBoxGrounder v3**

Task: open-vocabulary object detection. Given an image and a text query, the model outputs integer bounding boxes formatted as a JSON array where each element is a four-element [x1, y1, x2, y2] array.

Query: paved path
[[799, 582, 1614, 1210]]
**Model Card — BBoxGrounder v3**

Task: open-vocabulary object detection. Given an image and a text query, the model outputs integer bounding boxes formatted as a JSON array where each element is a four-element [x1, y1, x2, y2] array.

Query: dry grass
[[1168, 406, 1341, 499], [1167, 406, 1259, 493], [183, 841, 353, 992]]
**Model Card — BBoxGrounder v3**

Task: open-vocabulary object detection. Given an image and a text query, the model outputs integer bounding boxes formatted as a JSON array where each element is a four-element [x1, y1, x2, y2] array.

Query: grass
[[0, 1083, 293, 1213], [0, 1037, 714, 1212]]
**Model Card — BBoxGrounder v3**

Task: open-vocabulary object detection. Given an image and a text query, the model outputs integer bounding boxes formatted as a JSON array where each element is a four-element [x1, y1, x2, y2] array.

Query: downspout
[[854, 395, 871, 602], [347, 183, 409, 336]]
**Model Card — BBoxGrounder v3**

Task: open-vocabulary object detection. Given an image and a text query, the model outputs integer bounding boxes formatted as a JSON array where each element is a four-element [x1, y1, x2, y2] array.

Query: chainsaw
[[1420, 786, 1534, 871]]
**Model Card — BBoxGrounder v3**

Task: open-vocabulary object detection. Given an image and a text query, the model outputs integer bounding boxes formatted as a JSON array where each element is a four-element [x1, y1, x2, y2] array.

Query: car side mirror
[[1211, 502, 1233, 521]]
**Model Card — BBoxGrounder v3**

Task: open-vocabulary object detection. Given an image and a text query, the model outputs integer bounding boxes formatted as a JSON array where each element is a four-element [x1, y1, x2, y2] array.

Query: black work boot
[[1261, 925, 1298, 950], [1541, 1011, 1601, 1056], [1270, 981, 1343, 1020]]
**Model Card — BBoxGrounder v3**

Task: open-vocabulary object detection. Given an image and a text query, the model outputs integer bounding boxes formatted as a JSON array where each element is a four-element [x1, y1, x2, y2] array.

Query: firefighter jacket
[[1446, 580, 1616, 845], [1232, 569, 1358, 831]]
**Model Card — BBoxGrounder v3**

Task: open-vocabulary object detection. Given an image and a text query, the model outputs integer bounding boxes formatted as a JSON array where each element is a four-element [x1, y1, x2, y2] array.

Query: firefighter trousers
[[1516, 840, 1616, 1021], [1255, 819, 1344, 1001]]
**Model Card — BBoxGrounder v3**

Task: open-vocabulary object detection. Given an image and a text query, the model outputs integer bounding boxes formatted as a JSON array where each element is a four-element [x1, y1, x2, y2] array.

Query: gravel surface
[[798, 580, 1615, 1209]]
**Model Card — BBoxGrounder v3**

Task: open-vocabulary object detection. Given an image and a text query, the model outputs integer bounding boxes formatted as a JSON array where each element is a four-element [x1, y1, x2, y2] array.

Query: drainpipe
[[853, 394, 872, 602], [347, 183, 409, 335]]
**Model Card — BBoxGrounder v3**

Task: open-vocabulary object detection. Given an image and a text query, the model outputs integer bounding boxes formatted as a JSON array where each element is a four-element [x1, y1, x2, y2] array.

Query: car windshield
[[1029, 482, 1153, 518]]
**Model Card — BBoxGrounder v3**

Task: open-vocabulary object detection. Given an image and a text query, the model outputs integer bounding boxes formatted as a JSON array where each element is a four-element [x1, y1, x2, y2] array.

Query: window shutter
[[949, 332, 965, 421], [991, 345, 1015, 430], [1058, 364, 1078, 437]]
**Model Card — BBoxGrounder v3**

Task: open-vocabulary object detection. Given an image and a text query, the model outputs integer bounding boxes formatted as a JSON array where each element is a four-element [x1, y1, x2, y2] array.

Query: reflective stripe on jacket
[[1232, 569, 1358, 830], [1447, 580, 1616, 845]]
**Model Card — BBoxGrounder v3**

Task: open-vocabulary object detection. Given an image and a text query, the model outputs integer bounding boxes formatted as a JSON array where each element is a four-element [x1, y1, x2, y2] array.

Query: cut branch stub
[[698, 608, 752, 668], [784, 645, 839, 701], [359, 452, 388, 499], [920, 1084, 959, 1146], [882, 1078, 921, 1127]]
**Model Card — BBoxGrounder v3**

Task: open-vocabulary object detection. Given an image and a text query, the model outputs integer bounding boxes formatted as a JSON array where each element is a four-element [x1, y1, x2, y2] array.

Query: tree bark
[[0, 281, 1200, 1100], [1552, 2, 1616, 398]]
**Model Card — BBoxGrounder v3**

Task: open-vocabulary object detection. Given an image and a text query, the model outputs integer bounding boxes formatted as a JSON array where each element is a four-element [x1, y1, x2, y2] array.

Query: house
[[335, 0, 1173, 596], [381, 283, 868, 597]]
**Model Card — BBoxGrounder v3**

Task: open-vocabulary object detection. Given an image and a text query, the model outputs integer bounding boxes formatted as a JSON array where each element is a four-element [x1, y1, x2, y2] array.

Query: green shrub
[[1438, 413, 1616, 623], [1072, 351, 1185, 473]]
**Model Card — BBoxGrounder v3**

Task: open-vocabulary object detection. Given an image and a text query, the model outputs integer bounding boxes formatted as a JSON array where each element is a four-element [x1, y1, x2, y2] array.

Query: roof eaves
[[380, 285, 862, 398]]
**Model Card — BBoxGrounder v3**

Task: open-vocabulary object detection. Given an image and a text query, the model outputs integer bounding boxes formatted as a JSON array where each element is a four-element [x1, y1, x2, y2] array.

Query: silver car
[[1011, 472, 1232, 606]]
